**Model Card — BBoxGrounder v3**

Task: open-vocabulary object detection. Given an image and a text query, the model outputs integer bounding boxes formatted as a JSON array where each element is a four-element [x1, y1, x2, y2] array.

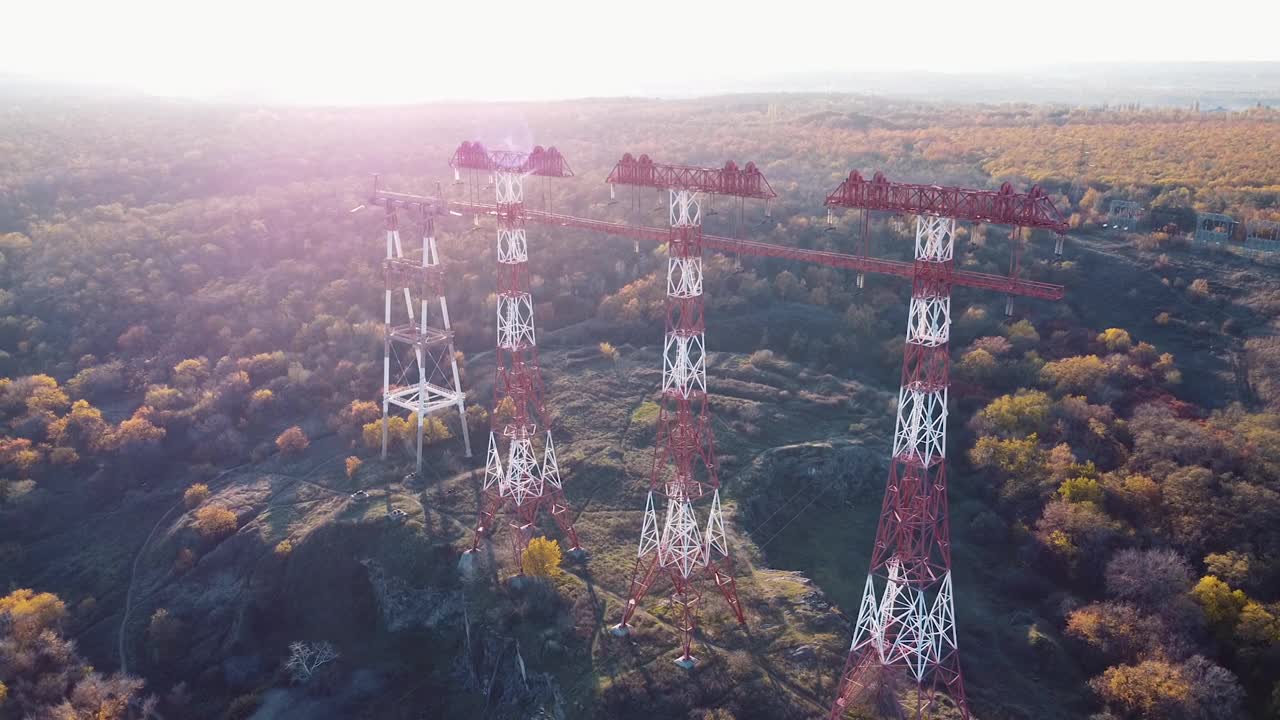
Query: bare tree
[[1104, 547, 1193, 607], [284, 641, 338, 684]]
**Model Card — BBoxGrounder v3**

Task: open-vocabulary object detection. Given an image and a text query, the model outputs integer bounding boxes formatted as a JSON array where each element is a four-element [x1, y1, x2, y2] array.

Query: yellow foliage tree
[[977, 390, 1051, 437], [1091, 660, 1190, 718], [1041, 355, 1110, 395], [1192, 575, 1248, 633], [345, 456, 362, 479], [0, 588, 67, 639], [275, 426, 309, 455], [194, 506, 238, 540], [493, 397, 517, 426], [113, 406, 166, 454], [183, 483, 211, 509], [1058, 477, 1105, 505], [172, 357, 209, 388], [248, 388, 274, 416], [48, 399, 112, 453], [599, 341, 619, 361], [521, 536, 563, 578], [423, 416, 453, 444], [1097, 328, 1133, 352], [362, 416, 412, 449]]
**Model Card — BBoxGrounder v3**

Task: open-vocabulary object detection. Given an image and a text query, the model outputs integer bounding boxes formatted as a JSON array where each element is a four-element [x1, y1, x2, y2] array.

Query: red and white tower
[[824, 173, 1067, 719], [607, 154, 775, 667], [451, 142, 583, 572], [369, 179, 472, 470]]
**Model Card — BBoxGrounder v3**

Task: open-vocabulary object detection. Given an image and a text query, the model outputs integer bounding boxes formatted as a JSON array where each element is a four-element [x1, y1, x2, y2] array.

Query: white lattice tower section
[[380, 203, 472, 471]]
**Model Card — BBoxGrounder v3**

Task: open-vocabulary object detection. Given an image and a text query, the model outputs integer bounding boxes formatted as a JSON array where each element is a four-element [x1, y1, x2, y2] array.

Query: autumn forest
[[0, 92, 1279, 719]]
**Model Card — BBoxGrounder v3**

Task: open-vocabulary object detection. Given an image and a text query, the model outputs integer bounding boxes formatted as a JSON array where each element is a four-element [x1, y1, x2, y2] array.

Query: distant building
[[1195, 212, 1237, 245], [1245, 219, 1280, 254], [1106, 199, 1144, 231]]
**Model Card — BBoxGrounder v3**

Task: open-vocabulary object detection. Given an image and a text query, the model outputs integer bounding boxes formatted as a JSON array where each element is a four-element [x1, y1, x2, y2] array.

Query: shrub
[[174, 547, 196, 573], [275, 426, 309, 455], [224, 693, 262, 720], [1097, 328, 1133, 352], [345, 456, 361, 479], [1188, 278, 1211, 298], [599, 341, 619, 361], [49, 446, 79, 466], [521, 536, 563, 578], [748, 349, 782, 369], [147, 608, 182, 661], [194, 506, 237, 540], [274, 540, 293, 557], [183, 483, 211, 509]]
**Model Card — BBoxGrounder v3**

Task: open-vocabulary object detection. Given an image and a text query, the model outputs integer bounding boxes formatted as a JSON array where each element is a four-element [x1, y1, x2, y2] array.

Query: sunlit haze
[[5, 0, 1280, 103]]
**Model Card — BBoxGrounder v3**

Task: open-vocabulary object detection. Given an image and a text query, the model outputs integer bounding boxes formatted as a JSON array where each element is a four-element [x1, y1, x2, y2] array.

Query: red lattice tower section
[[452, 142, 583, 572], [825, 172, 1066, 720], [607, 154, 775, 666]]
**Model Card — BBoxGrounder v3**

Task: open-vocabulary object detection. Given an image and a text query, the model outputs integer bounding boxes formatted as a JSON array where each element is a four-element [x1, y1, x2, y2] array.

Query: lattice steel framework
[[363, 162, 1068, 703], [452, 142, 583, 572], [371, 181, 472, 470], [824, 171, 1065, 720], [607, 154, 774, 666]]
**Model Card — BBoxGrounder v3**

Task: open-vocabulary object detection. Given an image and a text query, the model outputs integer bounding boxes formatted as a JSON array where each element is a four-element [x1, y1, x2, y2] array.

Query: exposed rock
[[360, 558, 463, 632]]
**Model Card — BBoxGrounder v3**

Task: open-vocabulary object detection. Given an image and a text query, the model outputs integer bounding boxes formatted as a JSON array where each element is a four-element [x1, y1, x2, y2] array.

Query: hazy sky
[[5, 0, 1279, 103]]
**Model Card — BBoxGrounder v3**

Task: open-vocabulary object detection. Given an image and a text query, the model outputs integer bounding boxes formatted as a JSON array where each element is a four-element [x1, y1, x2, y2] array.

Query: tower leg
[[614, 553, 661, 634], [671, 573, 702, 667], [416, 411, 424, 473]]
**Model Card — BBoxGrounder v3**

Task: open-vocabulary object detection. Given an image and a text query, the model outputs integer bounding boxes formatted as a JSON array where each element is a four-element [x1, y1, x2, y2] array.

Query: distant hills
[[3, 62, 1280, 109]]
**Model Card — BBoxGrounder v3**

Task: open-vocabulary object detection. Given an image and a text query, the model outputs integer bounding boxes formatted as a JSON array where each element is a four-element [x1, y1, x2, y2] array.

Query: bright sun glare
[[5, 0, 1280, 103]]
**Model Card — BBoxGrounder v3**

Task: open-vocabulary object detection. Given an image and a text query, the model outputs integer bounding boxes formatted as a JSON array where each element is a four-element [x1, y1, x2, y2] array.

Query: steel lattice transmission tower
[[452, 142, 584, 572], [606, 154, 775, 667], [369, 180, 473, 471], [824, 172, 1067, 720]]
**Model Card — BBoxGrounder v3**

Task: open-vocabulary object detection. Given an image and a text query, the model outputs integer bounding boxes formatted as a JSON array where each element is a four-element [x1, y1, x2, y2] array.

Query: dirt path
[[117, 447, 346, 672], [117, 462, 248, 673]]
